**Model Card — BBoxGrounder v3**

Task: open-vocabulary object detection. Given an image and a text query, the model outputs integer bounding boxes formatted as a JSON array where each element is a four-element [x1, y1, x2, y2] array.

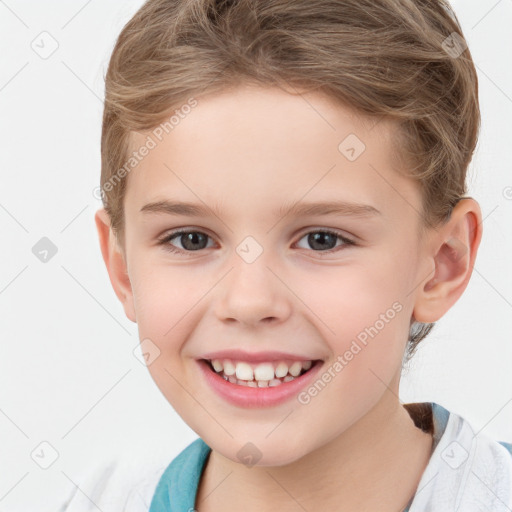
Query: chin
[[216, 439, 311, 468]]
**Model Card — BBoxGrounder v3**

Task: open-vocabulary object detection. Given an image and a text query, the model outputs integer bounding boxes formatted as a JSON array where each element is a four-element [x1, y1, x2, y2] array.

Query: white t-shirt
[[52, 402, 512, 512]]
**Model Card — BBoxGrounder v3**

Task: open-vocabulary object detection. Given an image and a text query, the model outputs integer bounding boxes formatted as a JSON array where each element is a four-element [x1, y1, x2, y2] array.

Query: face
[[116, 84, 432, 465]]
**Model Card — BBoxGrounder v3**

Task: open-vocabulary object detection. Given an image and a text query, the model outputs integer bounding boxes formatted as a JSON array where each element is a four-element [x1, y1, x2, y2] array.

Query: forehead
[[124, 85, 419, 223]]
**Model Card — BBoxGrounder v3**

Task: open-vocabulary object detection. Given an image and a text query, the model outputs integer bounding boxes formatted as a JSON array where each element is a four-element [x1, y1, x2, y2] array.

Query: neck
[[196, 388, 433, 512]]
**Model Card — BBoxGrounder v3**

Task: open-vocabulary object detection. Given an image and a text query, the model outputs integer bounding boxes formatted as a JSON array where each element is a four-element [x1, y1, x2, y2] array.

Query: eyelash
[[156, 228, 356, 256]]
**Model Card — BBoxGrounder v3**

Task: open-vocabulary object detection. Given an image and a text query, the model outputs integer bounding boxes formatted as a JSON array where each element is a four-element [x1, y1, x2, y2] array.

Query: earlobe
[[94, 208, 137, 323], [413, 198, 482, 323]]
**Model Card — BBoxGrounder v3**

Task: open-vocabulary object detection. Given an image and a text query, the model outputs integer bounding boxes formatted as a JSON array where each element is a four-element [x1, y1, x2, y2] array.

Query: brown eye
[[158, 230, 214, 254], [295, 229, 355, 253]]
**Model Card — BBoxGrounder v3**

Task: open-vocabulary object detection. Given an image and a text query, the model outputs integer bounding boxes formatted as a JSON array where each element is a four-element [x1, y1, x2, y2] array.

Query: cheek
[[296, 261, 408, 336], [130, 262, 200, 358], [294, 261, 411, 386]]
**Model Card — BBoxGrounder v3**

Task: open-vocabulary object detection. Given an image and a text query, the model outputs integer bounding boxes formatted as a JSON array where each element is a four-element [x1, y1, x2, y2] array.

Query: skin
[[95, 84, 482, 512]]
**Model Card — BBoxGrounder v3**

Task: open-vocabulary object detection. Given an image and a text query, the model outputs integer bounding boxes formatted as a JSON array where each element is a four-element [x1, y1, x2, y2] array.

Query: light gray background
[[1, 0, 511, 509]]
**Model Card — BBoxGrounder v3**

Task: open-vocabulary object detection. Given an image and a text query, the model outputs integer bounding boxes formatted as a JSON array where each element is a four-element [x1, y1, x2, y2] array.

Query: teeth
[[253, 363, 274, 381], [235, 362, 253, 381], [212, 360, 223, 372], [288, 361, 302, 377], [275, 362, 288, 378], [302, 360, 312, 371], [223, 360, 236, 376], [209, 357, 316, 386]]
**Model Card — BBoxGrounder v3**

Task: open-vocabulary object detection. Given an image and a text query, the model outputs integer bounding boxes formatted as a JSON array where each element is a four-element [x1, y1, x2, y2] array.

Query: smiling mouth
[[203, 358, 323, 387]]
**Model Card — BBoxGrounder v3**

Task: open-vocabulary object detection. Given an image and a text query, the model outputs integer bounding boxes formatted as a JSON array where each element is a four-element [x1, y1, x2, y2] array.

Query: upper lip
[[199, 349, 323, 363]]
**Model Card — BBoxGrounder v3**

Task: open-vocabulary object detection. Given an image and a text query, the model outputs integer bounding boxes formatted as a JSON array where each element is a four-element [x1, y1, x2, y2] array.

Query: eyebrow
[[140, 199, 381, 219]]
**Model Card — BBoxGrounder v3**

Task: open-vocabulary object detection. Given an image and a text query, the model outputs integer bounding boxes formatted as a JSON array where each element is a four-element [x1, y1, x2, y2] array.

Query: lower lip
[[197, 359, 324, 408]]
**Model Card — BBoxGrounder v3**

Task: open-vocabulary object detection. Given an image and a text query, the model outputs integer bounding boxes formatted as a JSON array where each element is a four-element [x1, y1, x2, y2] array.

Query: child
[[67, 0, 512, 510]]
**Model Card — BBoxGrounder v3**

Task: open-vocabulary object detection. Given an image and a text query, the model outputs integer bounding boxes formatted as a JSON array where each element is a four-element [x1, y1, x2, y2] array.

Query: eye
[[157, 229, 215, 254], [294, 229, 355, 254]]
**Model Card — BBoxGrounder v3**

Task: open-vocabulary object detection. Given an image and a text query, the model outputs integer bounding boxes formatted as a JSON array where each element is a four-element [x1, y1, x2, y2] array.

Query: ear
[[413, 198, 483, 323], [94, 208, 137, 323]]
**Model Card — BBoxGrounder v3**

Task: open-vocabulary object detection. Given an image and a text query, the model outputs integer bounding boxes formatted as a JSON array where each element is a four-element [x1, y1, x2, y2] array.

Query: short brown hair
[[100, 0, 480, 360]]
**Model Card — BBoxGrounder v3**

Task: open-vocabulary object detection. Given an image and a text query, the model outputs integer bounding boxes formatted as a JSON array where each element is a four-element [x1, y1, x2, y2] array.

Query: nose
[[214, 254, 293, 328]]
